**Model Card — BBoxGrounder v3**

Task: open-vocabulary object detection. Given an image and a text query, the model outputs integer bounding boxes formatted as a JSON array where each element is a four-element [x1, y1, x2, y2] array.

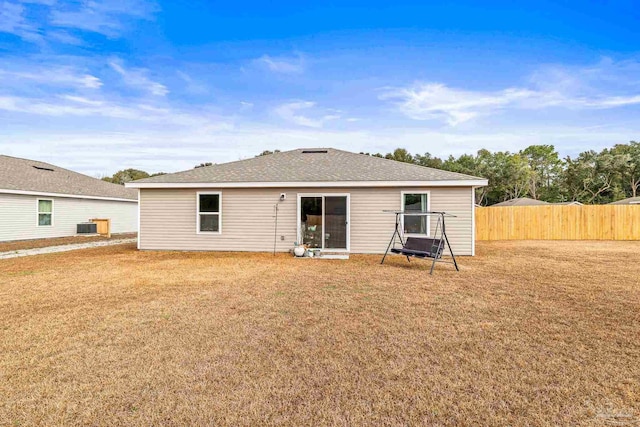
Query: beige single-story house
[[126, 148, 488, 255], [490, 197, 549, 207], [609, 196, 640, 205], [490, 197, 582, 207], [554, 201, 583, 206], [0, 155, 138, 242]]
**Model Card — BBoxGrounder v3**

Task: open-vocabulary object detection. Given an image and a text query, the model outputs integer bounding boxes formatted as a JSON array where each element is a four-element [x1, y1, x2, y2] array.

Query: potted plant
[[293, 241, 306, 257]]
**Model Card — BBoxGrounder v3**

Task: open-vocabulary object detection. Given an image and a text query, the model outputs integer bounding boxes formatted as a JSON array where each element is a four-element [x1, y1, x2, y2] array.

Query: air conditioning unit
[[77, 222, 97, 234]]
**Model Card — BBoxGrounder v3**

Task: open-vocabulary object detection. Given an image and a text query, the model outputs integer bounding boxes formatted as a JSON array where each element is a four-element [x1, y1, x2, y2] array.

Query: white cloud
[[20, 0, 57, 5], [0, 1, 41, 42], [59, 95, 104, 106], [176, 70, 209, 95], [47, 30, 85, 45], [255, 54, 305, 74], [382, 59, 640, 125], [0, 0, 158, 45], [80, 74, 103, 89], [50, 0, 159, 38], [0, 94, 232, 130], [3, 125, 637, 177], [381, 83, 537, 125], [273, 101, 341, 128], [0, 67, 102, 89], [239, 101, 254, 111], [109, 59, 168, 96]]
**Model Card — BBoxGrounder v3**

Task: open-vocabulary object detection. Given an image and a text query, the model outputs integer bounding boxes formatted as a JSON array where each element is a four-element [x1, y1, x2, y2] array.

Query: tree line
[[361, 141, 639, 205], [101, 169, 166, 185], [102, 141, 639, 206]]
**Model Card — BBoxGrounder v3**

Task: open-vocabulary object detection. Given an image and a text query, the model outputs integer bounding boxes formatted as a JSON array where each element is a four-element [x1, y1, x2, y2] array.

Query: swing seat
[[390, 237, 444, 259]]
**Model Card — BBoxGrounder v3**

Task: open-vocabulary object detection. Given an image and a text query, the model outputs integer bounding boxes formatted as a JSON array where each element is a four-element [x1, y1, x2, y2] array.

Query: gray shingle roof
[[609, 196, 640, 205], [554, 201, 583, 206], [132, 148, 485, 185], [490, 197, 550, 207], [0, 155, 137, 200], [490, 198, 584, 207]]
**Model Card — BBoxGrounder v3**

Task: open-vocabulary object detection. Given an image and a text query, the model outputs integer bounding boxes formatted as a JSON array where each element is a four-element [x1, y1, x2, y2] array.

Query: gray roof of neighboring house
[[0, 155, 137, 200], [490, 197, 550, 207], [131, 148, 485, 185], [609, 196, 640, 205], [554, 201, 583, 206]]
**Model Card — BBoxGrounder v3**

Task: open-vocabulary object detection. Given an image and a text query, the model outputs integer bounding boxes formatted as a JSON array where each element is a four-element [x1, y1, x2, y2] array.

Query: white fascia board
[[126, 179, 489, 189], [0, 188, 138, 203]]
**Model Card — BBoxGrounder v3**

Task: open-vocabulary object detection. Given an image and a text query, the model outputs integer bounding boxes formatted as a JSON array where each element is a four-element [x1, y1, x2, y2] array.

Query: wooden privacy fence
[[475, 205, 640, 240]]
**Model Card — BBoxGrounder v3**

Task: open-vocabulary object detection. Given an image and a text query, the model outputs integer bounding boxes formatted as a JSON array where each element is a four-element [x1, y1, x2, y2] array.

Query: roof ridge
[[341, 149, 485, 181], [129, 147, 488, 185], [1, 154, 100, 178], [136, 147, 483, 182], [0, 154, 59, 167], [132, 147, 320, 183]]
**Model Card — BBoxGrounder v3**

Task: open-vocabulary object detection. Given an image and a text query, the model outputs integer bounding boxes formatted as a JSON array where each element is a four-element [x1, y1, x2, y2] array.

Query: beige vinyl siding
[[0, 193, 138, 242], [139, 186, 475, 255]]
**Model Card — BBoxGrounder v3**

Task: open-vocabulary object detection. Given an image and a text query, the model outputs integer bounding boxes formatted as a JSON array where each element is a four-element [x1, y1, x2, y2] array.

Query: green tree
[[384, 148, 414, 164], [195, 162, 213, 168], [414, 152, 443, 169], [102, 169, 151, 185], [520, 145, 563, 201], [441, 154, 476, 175], [562, 150, 627, 204], [484, 151, 532, 203], [256, 150, 281, 157], [610, 141, 640, 198], [440, 153, 488, 205]]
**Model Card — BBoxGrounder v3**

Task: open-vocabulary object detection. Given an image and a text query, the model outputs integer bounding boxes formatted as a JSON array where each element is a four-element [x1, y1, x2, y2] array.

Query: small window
[[38, 199, 53, 226], [402, 193, 429, 235], [197, 193, 221, 233]]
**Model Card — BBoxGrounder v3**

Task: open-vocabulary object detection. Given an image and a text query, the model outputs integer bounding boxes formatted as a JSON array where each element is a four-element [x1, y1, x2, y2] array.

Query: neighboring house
[[490, 198, 583, 207], [0, 155, 138, 242], [490, 197, 549, 207], [126, 148, 488, 255], [609, 196, 640, 205], [553, 201, 583, 206]]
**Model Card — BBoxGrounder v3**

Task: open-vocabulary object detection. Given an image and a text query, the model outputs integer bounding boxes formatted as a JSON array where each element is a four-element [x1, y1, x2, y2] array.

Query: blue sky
[[1, 0, 639, 176]]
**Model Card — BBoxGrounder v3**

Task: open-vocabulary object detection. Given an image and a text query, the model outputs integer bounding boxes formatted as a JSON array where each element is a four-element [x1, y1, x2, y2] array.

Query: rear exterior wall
[[139, 186, 476, 255]]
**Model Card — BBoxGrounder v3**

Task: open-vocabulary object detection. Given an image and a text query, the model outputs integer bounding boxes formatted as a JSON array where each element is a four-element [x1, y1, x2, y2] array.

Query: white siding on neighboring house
[[139, 186, 475, 255], [0, 193, 138, 242]]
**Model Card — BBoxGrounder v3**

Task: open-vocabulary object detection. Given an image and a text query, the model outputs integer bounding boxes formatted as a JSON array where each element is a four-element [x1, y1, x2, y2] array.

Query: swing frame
[[380, 211, 460, 274]]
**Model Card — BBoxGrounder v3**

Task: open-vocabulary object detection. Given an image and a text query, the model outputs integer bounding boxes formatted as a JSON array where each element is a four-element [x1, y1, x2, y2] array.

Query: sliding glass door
[[299, 194, 349, 251], [324, 196, 347, 249], [300, 196, 323, 248]]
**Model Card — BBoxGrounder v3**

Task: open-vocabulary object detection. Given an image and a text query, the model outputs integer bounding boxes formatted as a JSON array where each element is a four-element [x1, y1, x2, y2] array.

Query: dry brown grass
[[0, 241, 639, 426], [0, 233, 137, 253]]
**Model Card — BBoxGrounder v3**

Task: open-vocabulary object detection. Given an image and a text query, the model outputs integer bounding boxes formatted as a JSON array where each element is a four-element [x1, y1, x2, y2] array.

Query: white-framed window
[[401, 191, 430, 236], [197, 192, 221, 234], [37, 199, 53, 226]]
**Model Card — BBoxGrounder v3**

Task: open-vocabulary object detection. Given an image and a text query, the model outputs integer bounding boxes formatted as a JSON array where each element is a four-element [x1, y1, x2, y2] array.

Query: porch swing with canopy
[[380, 210, 459, 274]]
